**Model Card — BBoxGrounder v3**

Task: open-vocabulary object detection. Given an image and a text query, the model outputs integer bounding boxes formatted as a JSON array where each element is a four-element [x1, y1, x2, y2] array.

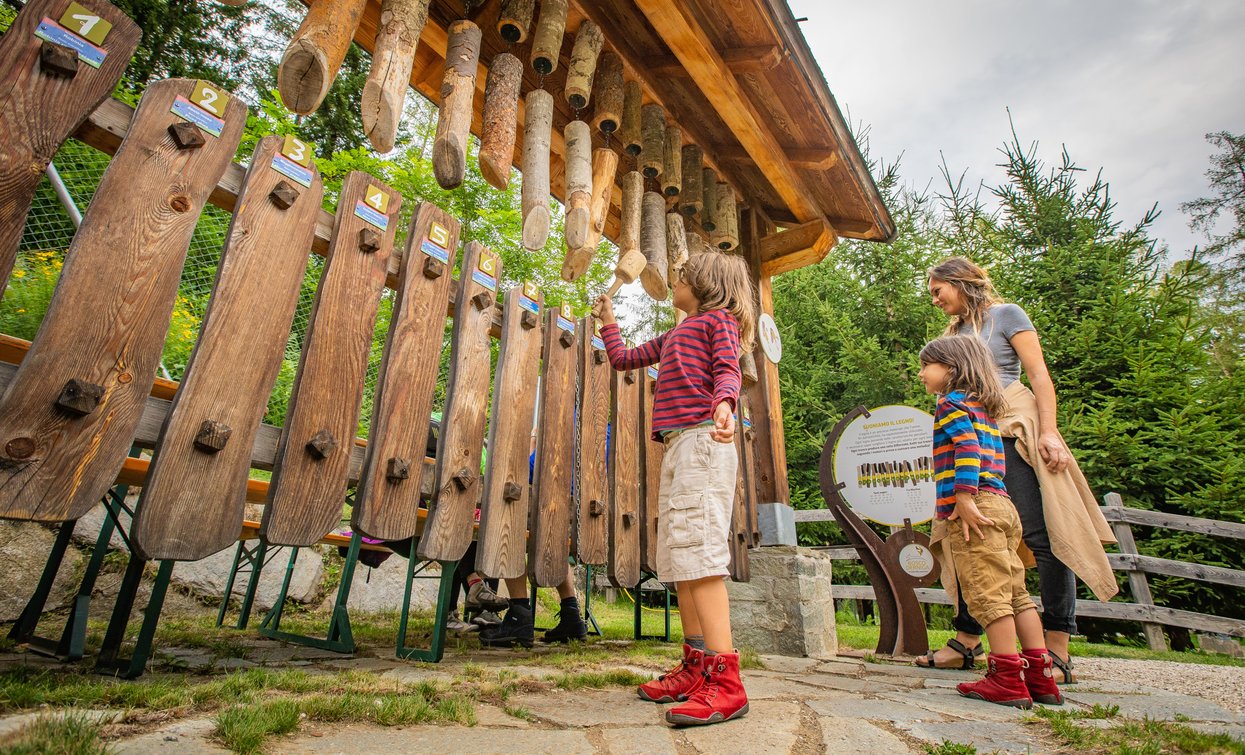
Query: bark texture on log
[[640, 104, 664, 179], [561, 146, 618, 281], [362, 0, 431, 153], [715, 183, 739, 251], [621, 80, 642, 156], [619, 170, 643, 257], [662, 125, 682, 197], [432, 20, 482, 190], [530, 0, 568, 76], [564, 20, 603, 111], [666, 211, 689, 285], [521, 88, 554, 250], [278, 0, 369, 115], [497, 0, 534, 43], [592, 51, 624, 134], [478, 51, 522, 190], [640, 191, 669, 300], [563, 119, 592, 251], [701, 167, 719, 232], [681, 144, 703, 215]]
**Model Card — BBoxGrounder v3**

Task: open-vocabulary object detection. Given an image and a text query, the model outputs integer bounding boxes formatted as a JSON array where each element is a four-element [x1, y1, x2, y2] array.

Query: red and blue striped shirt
[[601, 309, 741, 441], [933, 390, 1008, 519]]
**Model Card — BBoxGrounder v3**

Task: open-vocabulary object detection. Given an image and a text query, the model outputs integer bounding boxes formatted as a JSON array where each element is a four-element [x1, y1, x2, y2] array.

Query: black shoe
[[479, 604, 534, 648], [543, 607, 588, 643]]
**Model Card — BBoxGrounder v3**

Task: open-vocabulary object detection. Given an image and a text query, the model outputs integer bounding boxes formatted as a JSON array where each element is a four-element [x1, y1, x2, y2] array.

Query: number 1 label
[[59, 2, 112, 45]]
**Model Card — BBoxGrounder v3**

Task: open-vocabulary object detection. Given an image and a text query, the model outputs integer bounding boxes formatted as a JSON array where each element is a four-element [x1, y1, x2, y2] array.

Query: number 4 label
[[59, 2, 111, 45], [364, 186, 389, 214]]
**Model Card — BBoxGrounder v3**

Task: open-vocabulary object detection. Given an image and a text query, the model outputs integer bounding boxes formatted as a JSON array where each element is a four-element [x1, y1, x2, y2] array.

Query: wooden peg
[[564, 20, 603, 111], [362, 0, 431, 152], [471, 290, 494, 310], [423, 256, 446, 278], [497, 0, 534, 43], [521, 309, 540, 329], [640, 104, 665, 178], [701, 167, 719, 232], [40, 41, 78, 78], [451, 467, 475, 491], [619, 170, 643, 257], [530, 0, 568, 75], [624, 370, 637, 384], [269, 180, 300, 209], [740, 350, 759, 386], [386, 456, 410, 482], [433, 20, 482, 189], [563, 120, 593, 252], [278, 0, 369, 114], [305, 428, 338, 459], [681, 145, 703, 216], [621, 80, 643, 156], [640, 191, 669, 300], [521, 89, 554, 250], [503, 481, 523, 502], [358, 227, 381, 253], [55, 378, 104, 416], [193, 420, 232, 454], [560, 329, 576, 348], [592, 52, 624, 134], [479, 52, 522, 190], [593, 350, 607, 364], [662, 126, 682, 197], [168, 122, 206, 150], [589, 499, 605, 516], [622, 511, 636, 527]]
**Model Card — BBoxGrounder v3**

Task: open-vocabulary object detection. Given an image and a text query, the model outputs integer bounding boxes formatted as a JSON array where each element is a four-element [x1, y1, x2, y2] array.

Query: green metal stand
[[95, 557, 175, 679], [395, 556, 457, 662], [216, 539, 285, 630], [257, 534, 357, 653], [633, 571, 672, 641]]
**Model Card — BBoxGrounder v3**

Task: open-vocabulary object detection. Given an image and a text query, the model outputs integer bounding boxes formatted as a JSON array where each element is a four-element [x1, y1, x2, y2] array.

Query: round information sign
[[832, 405, 936, 526], [758, 313, 782, 364], [898, 543, 935, 579]]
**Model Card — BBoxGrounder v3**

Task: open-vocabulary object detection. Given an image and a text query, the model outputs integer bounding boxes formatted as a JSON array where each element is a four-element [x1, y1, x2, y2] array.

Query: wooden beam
[[650, 45, 783, 77], [759, 217, 835, 277], [717, 145, 838, 171], [632, 0, 823, 224]]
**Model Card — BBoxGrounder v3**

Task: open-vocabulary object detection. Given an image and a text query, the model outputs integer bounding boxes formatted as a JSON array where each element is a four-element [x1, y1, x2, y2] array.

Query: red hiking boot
[[665, 651, 749, 726], [957, 653, 1033, 709], [1021, 649, 1064, 705], [638, 644, 705, 703]]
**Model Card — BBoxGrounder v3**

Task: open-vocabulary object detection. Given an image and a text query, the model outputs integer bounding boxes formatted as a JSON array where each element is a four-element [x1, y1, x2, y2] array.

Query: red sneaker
[[665, 651, 749, 726], [638, 644, 705, 703], [1021, 649, 1064, 705], [957, 653, 1033, 709]]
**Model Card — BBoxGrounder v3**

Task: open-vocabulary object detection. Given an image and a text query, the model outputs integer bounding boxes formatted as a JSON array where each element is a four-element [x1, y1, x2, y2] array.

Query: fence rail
[[797, 493, 1245, 648]]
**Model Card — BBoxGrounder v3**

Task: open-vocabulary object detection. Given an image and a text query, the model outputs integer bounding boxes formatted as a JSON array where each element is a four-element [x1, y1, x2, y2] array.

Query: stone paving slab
[[472, 703, 532, 729], [820, 715, 918, 753], [508, 687, 668, 728], [677, 700, 802, 754], [599, 725, 678, 754], [898, 720, 1055, 754], [807, 696, 948, 724], [112, 717, 227, 754], [881, 687, 1035, 723], [1063, 689, 1245, 723], [273, 725, 596, 754]]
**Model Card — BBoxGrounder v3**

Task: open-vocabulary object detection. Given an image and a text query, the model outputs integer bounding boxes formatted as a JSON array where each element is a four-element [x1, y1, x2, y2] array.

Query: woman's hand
[[592, 294, 615, 325], [710, 401, 735, 443], [949, 494, 993, 542], [1037, 430, 1072, 473]]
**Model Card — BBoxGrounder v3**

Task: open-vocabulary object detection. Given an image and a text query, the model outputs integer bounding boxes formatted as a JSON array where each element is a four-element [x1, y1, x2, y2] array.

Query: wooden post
[[575, 316, 611, 565], [497, 0, 535, 43], [701, 167, 719, 232], [362, 0, 431, 153], [592, 51, 624, 135], [529, 0, 568, 76], [530, 305, 579, 586], [563, 119, 593, 252], [640, 368, 663, 573], [521, 88, 553, 250], [680, 144, 703, 217], [715, 183, 739, 251], [619, 170, 643, 257], [608, 366, 641, 588], [640, 191, 668, 300], [278, 0, 369, 115], [564, 20, 603, 111], [662, 125, 682, 197], [1105, 492, 1168, 651], [666, 211, 689, 284], [433, 20, 482, 190], [621, 80, 643, 156], [562, 146, 618, 281], [640, 103, 664, 179], [478, 51, 522, 190]]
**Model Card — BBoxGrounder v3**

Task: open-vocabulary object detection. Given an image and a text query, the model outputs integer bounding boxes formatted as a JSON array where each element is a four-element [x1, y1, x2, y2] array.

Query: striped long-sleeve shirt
[[933, 390, 1008, 519], [601, 309, 741, 440]]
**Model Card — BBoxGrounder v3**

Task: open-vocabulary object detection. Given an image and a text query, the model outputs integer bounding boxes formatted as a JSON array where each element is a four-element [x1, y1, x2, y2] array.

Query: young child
[[593, 250, 756, 727], [918, 335, 1063, 709]]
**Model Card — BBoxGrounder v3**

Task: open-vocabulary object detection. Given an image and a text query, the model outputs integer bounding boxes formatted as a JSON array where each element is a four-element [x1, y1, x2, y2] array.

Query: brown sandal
[[915, 638, 983, 669], [1050, 652, 1077, 684]]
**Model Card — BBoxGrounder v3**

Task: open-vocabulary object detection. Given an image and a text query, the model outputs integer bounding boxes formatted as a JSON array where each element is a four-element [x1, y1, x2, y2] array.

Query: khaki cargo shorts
[[655, 425, 737, 583], [946, 491, 1035, 628]]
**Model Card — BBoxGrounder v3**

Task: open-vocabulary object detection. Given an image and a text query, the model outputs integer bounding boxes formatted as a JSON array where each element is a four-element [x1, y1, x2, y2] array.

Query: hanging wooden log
[[716, 183, 740, 250], [432, 20, 482, 190], [592, 51, 624, 135], [564, 20, 603, 111], [362, 0, 431, 153], [563, 119, 592, 252], [529, 0, 567, 76], [621, 80, 642, 156], [619, 170, 643, 257], [521, 88, 553, 250], [478, 51, 522, 191], [701, 167, 719, 232], [680, 145, 703, 217], [666, 211, 689, 284], [278, 0, 369, 115], [574, 316, 610, 565], [640, 191, 668, 300], [562, 146, 617, 281], [640, 104, 664, 179], [497, 0, 534, 43], [662, 125, 682, 197]]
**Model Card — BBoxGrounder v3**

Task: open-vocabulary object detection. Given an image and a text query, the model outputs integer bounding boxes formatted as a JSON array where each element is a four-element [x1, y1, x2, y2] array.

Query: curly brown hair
[[927, 256, 1003, 335], [919, 335, 1008, 419]]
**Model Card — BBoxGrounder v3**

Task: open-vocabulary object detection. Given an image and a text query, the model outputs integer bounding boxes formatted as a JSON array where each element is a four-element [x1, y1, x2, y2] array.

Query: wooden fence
[[794, 492, 1245, 651]]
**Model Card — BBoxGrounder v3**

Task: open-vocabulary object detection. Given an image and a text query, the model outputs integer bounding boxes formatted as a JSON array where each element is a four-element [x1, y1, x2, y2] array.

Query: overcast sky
[[790, 0, 1245, 258]]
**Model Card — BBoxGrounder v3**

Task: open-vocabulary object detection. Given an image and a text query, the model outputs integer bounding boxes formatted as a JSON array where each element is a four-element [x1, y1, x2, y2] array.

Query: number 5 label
[[429, 222, 450, 249], [59, 2, 112, 45]]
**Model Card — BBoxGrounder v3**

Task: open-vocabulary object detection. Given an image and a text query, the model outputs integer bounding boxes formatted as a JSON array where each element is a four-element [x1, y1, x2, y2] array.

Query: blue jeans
[[952, 437, 1078, 636]]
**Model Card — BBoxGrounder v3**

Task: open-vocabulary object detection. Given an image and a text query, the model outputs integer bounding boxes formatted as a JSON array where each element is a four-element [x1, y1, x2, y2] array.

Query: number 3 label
[[281, 135, 313, 168], [190, 81, 228, 116], [60, 2, 112, 44]]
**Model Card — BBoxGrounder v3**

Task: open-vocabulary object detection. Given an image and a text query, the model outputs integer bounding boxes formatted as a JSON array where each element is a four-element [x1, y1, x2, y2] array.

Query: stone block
[[0, 521, 84, 622], [1197, 633, 1244, 658], [757, 502, 797, 545], [728, 546, 836, 657], [323, 553, 442, 614], [174, 542, 323, 611]]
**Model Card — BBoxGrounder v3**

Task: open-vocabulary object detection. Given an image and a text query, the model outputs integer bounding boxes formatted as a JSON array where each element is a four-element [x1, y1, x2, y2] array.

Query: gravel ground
[[1077, 657, 1245, 714]]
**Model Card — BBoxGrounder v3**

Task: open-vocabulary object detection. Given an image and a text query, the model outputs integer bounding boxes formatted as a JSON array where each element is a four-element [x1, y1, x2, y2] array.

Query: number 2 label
[[59, 2, 112, 44], [190, 81, 229, 116]]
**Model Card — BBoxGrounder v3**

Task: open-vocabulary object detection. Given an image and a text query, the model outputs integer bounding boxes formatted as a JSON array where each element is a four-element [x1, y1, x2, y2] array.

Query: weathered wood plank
[[741, 396, 761, 547], [261, 172, 402, 547], [728, 417, 748, 582], [418, 241, 500, 561], [608, 365, 641, 588], [1101, 504, 1245, 541], [131, 135, 322, 561], [1103, 493, 1166, 650], [1109, 553, 1245, 589], [574, 316, 610, 566], [0, 78, 245, 523], [476, 284, 543, 579], [352, 203, 458, 540], [0, 0, 139, 290], [529, 303, 579, 586], [639, 365, 662, 574]]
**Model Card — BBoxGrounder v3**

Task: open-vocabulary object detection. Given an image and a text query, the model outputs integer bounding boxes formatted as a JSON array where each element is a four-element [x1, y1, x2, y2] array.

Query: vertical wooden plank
[[417, 241, 501, 561], [0, 78, 245, 522], [741, 396, 761, 548], [1105, 491, 1167, 651], [131, 135, 324, 560], [352, 203, 459, 540], [639, 364, 663, 574], [529, 302, 579, 586], [608, 365, 641, 588], [0, 0, 140, 289], [261, 171, 402, 547], [729, 396, 759, 581], [574, 316, 610, 566], [476, 283, 543, 579]]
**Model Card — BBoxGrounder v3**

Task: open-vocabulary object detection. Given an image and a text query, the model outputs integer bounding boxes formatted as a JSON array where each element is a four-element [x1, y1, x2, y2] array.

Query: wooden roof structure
[[347, 0, 894, 276]]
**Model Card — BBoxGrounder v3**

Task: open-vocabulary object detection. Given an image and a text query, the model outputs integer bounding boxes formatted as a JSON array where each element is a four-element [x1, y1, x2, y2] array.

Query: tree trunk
[[592, 51, 624, 135], [640, 104, 664, 179], [433, 21, 483, 190], [478, 51, 522, 190], [662, 125, 682, 197], [563, 120, 593, 251], [362, 0, 431, 153], [497, 0, 534, 43], [564, 20, 603, 111], [640, 191, 669, 300], [666, 211, 689, 284], [619, 170, 643, 256], [562, 146, 618, 281], [621, 80, 642, 156], [530, 0, 568, 76], [681, 144, 703, 216], [714, 183, 739, 250], [521, 89, 554, 250], [278, 0, 369, 115], [701, 167, 719, 232]]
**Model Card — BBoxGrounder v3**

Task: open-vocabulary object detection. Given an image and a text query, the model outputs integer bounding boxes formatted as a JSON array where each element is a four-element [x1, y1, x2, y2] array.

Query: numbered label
[[560, 302, 574, 321], [472, 250, 499, 291], [523, 281, 540, 301], [519, 281, 541, 314], [364, 185, 389, 213], [190, 80, 228, 116], [281, 135, 313, 168], [478, 252, 497, 276], [428, 222, 450, 250], [59, 1, 112, 45]]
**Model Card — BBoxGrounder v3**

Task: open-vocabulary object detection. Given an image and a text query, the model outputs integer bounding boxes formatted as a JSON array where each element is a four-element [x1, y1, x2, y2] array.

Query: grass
[[552, 668, 652, 690], [923, 742, 978, 755], [0, 713, 112, 755], [1031, 706, 1245, 754]]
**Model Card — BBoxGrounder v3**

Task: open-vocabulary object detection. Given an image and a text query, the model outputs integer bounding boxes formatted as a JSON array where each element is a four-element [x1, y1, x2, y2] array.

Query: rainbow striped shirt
[[933, 390, 1008, 519], [601, 309, 741, 441]]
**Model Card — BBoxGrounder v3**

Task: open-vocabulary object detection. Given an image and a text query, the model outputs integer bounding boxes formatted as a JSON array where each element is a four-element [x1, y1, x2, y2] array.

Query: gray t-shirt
[[955, 303, 1035, 386]]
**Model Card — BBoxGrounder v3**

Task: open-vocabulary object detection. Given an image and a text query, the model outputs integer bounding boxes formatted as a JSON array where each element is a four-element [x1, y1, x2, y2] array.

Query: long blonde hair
[[918, 335, 1008, 419], [927, 256, 1003, 335], [681, 250, 757, 351]]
